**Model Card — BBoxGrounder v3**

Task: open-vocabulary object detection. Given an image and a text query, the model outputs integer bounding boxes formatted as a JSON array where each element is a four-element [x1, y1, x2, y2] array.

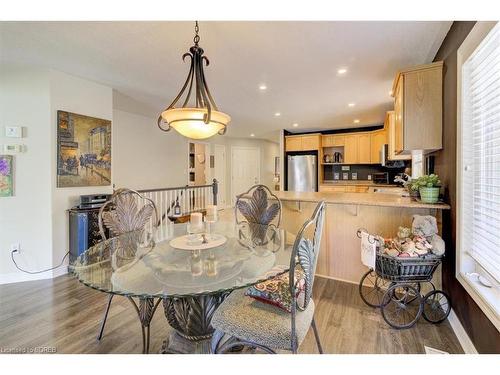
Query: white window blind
[[461, 22, 500, 283]]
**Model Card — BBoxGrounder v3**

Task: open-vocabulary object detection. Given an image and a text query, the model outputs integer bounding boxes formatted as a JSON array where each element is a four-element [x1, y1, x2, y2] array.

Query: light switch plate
[[3, 144, 26, 153], [342, 172, 349, 180], [352, 173, 358, 180], [5, 126, 23, 138]]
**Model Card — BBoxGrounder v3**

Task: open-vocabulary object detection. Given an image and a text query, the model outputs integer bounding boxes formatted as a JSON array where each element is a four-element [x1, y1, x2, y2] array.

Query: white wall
[[49, 70, 113, 265], [0, 64, 53, 281], [113, 109, 187, 190]]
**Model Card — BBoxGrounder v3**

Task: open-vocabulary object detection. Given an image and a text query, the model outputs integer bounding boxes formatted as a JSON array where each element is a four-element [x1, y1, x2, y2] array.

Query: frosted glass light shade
[[161, 108, 231, 140]]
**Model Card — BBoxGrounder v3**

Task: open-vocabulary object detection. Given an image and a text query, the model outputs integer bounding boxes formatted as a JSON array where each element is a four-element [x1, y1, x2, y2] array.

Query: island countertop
[[273, 190, 450, 210]]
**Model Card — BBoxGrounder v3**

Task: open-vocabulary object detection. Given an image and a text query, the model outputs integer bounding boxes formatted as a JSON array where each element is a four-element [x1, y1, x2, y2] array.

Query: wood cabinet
[[343, 133, 371, 164], [392, 61, 443, 154], [319, 185, 348, 193], [322, 135, 345, 147], [301, 135, 320, 150], [386, 111, 411, 161], [343, 135, 358, 164], [370, 129, 388, 164], [285, 134, 320, 151], [358, 134, 371, 164], [285, 136, 302, 151], [319, 185, 369, 193]]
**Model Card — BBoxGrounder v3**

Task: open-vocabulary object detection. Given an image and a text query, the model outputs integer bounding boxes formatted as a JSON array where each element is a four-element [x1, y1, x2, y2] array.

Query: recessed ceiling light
[[259, 84, 267, 91], [250, 133, 255, 137], [274, 112, 281, 117], [389, 90, 393, 96], [353, 119, 360, 124], [348, 103, 355, 107], [337, 68, 348, 75], [292, 123, 299, 127]]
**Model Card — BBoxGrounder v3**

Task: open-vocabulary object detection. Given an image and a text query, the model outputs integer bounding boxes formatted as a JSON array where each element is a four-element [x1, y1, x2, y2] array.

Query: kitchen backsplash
[[323, 164, 408, 183]]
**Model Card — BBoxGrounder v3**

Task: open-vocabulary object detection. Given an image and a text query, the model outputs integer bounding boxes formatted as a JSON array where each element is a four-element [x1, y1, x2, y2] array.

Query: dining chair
[[96, 188, 161, 354], [234, 184, 282, 246], [211, 200, 326, 354]]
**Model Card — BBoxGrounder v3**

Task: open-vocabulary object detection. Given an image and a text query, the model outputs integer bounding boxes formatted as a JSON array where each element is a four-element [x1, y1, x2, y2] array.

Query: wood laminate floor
[[0, 275, 463, 354]]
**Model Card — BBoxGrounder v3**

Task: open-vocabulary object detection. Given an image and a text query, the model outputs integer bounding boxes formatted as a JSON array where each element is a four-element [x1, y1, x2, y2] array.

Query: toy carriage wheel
[[359, 270, 391, 308], [381, 284, 423, 329], [422, 290, 451, 324], [389, 282, 421, 304]]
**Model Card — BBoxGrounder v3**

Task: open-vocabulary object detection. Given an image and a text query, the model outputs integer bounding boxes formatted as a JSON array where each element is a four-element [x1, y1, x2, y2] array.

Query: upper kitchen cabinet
[[343, 135, 359, 164], [370, 129, 388, 163], [385, 111, 411, 161], [392, 61, 443, 154], [358, 134, 371, 163], [285, 134, 321, 151], [322, 134, 345, 147]]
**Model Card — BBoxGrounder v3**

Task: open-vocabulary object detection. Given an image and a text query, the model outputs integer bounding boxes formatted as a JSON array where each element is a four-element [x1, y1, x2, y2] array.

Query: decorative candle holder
[[190, 249, 203, 276], [204, 207, 218, 241]]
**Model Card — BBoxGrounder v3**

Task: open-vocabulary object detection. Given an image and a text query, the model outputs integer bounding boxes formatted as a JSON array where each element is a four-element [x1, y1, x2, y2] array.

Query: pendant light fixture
[[157, 21, 230, 140]]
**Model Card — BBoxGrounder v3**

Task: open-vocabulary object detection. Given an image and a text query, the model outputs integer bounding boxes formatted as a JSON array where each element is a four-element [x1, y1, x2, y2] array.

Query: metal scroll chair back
[[234, 184, 282, 246], [289, 200, 326, 352], [98, 188, 159, 241]]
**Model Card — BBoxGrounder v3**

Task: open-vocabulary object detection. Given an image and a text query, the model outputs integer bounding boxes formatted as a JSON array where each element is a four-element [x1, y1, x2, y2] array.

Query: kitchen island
[[274, 191, 450, 283]]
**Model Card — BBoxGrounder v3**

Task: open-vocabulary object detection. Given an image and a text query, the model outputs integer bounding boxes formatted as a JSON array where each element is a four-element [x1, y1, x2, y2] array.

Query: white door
[[214, 144, 227, 208], [231, 146, 261, 205]]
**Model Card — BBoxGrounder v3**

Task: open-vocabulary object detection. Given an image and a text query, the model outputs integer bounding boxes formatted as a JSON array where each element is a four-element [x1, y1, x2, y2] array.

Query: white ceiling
[[0, 21, 451, 141]]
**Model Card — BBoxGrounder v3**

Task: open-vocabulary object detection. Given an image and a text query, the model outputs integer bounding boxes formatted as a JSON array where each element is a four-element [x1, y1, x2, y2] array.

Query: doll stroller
[[357, 229, 451, 329]]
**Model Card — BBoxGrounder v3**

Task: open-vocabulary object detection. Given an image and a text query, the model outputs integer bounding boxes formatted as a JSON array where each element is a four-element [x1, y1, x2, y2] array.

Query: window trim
[[456, 21, 500, 332]]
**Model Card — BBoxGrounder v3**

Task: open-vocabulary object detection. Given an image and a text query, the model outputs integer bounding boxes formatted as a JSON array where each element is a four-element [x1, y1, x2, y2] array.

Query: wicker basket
[[375, 253, 441, 282]]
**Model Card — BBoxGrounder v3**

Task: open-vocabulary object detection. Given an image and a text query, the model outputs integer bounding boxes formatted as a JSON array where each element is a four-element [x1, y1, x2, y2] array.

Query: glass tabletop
[[69, 220, 295, 298]]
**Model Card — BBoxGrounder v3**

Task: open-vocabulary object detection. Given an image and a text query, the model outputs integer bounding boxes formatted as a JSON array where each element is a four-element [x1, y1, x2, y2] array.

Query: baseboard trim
[[0, 271, 54, 285], [448, 308, 478, 354], [0, 266, 68, 285]]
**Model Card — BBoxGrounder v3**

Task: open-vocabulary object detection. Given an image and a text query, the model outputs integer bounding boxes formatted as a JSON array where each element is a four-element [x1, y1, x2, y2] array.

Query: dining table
[[70, 220, 295, 354]]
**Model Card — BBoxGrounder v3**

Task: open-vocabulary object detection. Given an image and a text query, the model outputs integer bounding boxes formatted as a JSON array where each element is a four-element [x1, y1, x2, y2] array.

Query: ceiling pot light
[[274, 112, 281, 117], [158, 21, 230, 140], [259, 84, 267, 91], [353, 119, 360, 124], [348, 103, 355, 107], [337, 68, 348, 75], [292, 123, 299, 127], [250, 133, 255, 137]]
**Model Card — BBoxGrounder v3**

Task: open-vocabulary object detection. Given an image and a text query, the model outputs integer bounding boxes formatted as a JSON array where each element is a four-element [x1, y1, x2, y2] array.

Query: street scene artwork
[[57, 111, 111, 187]]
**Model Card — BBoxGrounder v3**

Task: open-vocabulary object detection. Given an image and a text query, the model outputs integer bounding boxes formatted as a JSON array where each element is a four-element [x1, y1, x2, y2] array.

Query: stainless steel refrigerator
[[287, 155, 317, 192]]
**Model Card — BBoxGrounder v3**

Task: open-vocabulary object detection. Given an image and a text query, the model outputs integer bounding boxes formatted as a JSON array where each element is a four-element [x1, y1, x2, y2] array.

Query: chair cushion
[[245, 269, 306, 313], [212, 288, 315, 350]]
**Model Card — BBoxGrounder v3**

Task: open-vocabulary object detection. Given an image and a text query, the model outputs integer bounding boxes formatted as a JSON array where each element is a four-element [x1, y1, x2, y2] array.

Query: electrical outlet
[[10, 243, 20, 253]]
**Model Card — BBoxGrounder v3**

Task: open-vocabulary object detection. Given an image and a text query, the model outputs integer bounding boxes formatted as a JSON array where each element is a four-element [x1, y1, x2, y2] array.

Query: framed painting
[[57, 111, 111, 188], [0, 155, 14, 197]]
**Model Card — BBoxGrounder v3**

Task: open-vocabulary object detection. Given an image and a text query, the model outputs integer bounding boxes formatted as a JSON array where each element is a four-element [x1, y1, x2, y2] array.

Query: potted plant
[[414, 174, 441, 203]]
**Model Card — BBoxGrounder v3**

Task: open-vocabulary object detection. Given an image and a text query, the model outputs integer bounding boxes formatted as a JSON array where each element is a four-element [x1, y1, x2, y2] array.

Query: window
[[458, 21, 500, 331]]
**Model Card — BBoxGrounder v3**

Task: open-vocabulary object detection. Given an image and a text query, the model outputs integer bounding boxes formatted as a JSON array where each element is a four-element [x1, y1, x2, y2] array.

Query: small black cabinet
[[68, 206, 109, 261]]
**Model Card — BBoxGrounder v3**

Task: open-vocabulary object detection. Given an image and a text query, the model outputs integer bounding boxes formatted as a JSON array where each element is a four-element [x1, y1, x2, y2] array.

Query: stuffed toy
[[412, 215, 445, 256]]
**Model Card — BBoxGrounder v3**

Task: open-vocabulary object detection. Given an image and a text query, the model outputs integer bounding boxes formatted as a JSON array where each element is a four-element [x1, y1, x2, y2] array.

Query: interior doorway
[[231, 146, 261, 206], [188, 142, 209, 186]]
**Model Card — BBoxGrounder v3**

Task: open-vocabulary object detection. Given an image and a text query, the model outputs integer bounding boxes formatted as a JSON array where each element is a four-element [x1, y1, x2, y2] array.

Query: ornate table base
[[161, 292, 229, 354]]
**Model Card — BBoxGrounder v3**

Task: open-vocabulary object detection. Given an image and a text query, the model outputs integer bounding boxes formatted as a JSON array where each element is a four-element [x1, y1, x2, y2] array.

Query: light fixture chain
[[194, 21, 200, 45]]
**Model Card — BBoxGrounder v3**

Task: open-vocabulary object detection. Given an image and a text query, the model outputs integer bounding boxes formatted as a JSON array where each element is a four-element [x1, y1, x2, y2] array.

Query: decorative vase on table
[[419, 187, 440, 203]]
